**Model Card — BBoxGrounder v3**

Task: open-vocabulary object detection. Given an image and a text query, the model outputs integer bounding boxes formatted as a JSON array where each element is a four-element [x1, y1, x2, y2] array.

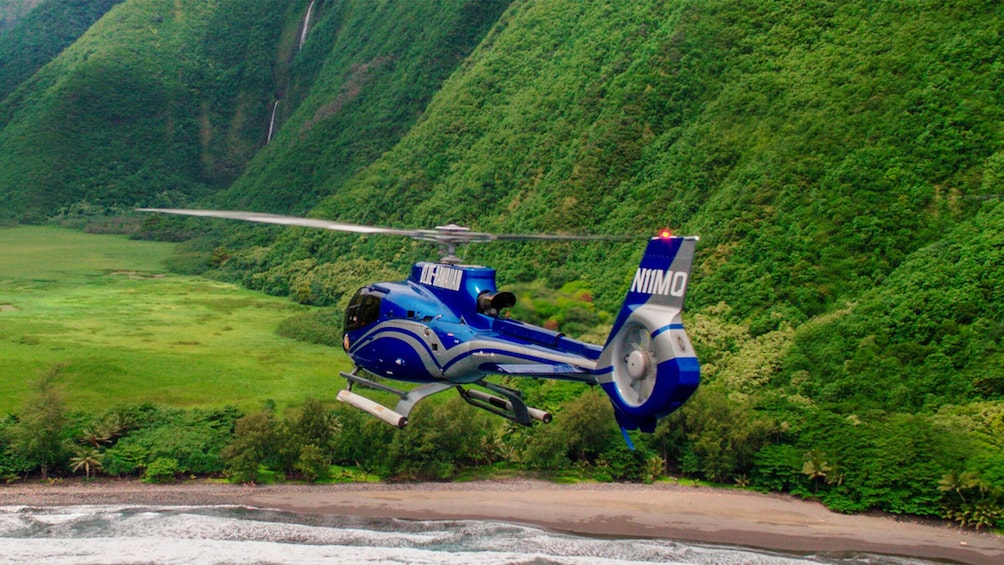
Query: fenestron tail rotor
[[137, 208, 629, 263]]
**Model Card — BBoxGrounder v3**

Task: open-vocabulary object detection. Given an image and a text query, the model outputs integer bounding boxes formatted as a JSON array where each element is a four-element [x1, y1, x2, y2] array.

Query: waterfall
[[267, 100, 280, 143], [271, 1, 314, 142], [299, 0, 315, 50]]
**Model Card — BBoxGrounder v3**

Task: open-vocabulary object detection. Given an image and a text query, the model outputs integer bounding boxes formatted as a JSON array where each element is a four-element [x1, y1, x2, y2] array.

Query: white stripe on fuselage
[[353, 320, 597, 383], [439, 337, 598, 381]]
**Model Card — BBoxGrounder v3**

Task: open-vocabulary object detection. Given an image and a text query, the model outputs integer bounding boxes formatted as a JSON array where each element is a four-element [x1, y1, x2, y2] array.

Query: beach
[[2, 479, 1002, 564]]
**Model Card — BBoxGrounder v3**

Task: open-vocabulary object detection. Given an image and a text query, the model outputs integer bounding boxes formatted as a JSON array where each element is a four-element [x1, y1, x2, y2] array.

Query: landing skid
[[338, 370, 551, 428], [339, 370, 454, 427], [458, 380, 551, 426]]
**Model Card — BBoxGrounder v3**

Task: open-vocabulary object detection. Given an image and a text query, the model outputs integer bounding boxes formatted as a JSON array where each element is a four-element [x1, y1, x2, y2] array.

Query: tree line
[[3, 365, 1001, 531]]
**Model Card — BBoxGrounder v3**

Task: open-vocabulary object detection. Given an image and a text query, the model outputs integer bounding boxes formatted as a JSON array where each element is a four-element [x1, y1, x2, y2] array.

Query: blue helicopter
[[139, 209, 700, 436]]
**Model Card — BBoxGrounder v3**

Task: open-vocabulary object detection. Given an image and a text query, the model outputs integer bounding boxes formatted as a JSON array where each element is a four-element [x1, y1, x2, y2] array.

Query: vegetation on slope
[[0, 0, 299, 221], [210, 0, 512, 214], [0, 0, 123, 102], [0, 0, 44, 34]]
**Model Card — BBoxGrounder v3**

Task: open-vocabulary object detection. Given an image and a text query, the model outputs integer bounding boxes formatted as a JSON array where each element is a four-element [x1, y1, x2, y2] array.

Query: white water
[[299, 0, 315, 50], [0, 505, 930, 565], [267, 99, 280, 143]]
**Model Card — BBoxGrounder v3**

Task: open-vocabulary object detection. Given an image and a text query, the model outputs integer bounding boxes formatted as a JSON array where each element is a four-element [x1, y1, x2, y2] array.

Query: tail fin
[[596, 235, 700, 433]]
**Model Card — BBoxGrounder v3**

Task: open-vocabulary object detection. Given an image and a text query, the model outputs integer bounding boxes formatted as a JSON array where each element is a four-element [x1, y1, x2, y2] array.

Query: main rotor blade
[[491, 232, 632, 242], [138, 208, 633, 244], [137, 208, 421, 237]]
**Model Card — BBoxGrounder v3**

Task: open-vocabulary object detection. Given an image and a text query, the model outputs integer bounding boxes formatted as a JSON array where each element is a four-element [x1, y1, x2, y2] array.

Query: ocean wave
[[0, 505, 923, 565]]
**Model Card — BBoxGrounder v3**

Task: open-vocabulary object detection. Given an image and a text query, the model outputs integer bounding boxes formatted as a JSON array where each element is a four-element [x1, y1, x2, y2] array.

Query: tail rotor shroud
[[612, 320, 659, 407]]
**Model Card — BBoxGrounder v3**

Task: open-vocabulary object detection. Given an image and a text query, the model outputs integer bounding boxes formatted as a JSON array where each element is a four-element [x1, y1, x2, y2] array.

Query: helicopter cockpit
[[344, 287, 382, 333]]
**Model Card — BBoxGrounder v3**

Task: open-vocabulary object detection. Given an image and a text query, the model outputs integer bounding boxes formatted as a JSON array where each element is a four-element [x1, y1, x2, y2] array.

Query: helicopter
[[138, 208, 700, 439]]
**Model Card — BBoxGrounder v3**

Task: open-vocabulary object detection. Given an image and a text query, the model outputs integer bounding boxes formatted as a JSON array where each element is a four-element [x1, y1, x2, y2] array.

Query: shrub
[[143, 457, 180, 484], [103, 444, 148, 477], [295, 444, 330, 483]]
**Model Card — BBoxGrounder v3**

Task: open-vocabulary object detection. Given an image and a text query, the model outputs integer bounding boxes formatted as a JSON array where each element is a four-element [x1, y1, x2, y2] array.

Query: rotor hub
[[626, 349, 650, 380]]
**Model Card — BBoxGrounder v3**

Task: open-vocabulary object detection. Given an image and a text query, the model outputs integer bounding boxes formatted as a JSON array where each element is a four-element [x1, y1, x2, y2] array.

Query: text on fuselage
[[420, 264, 463, 291], [631, 268, 687, 297]]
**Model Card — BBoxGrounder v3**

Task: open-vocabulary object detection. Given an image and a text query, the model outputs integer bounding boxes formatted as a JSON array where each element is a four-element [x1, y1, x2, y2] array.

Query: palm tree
[[78, 411, 133, 449], [70, 447, 104, 479], [802, 449, 832, 494], [78, 427, 111, 448], [938, 470, 981, 504]]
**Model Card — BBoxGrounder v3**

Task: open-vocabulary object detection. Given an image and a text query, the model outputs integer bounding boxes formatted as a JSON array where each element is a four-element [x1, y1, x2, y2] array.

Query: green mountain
[[0, 0, 123, 102], [0, 0, 300, 220], [210, 0, 510, 213], [0, 0, 44, 33], [1, 0, 1002, 522]]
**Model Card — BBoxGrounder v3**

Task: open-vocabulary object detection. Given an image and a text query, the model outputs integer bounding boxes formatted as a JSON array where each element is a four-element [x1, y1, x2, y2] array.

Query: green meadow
[[0, 226, 349, 414]]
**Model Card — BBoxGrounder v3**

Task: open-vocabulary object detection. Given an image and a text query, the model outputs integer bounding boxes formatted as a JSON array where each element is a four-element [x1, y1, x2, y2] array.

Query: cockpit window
[[344, 288, 382, 332]]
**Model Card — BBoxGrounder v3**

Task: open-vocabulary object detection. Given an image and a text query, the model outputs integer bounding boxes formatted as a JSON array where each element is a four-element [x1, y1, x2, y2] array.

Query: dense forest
[[0, 0, 44, 33], [0, 0, 1001, 529], [0, 0, 123, 101]]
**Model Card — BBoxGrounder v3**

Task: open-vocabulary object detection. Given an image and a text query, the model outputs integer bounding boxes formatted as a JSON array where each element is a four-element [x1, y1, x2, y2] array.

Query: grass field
[[0, 226, 350, 414]]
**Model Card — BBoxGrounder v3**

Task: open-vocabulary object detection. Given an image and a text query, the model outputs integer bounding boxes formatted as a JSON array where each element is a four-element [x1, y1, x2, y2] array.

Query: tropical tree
[[7, 366, 68, 479], [295, 443, 329, 483], [221, 410, 276, 483], [802, 449, 832, 495], [520, 389, 617, 471], [938, 470, 981, 505], [78, 425, 112, 448], [384, 397, 496, 480], [273, 398, 338, 477], [70, 447, 104, 479], [143, 457, 180, 484], [939, 471, 1004, 530]]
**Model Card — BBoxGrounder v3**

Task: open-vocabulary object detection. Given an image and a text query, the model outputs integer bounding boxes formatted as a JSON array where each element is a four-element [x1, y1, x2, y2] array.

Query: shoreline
[[2, 479, 1002, 564]]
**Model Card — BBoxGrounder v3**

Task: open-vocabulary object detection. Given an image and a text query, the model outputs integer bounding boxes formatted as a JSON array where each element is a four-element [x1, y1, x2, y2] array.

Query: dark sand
[[2, 479, 1002, 564]]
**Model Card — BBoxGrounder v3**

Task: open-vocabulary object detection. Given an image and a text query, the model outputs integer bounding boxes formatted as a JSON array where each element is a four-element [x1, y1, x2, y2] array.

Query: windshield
[[344, 288, 382, 332]]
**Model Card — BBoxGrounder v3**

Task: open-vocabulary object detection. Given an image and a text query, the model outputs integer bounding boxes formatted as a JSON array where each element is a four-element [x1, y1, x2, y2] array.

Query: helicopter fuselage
[[343, 262, 602, 385]]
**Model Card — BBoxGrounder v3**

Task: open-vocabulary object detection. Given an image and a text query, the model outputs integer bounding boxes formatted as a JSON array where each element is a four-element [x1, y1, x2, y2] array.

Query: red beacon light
[[657, 228, 673, 239]]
